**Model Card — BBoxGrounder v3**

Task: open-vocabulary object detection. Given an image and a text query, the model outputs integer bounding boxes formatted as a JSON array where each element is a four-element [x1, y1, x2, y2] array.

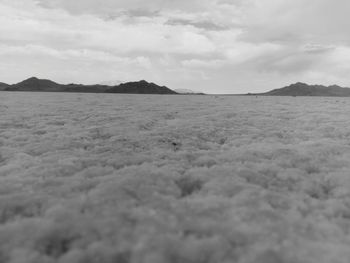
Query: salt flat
[[1, 92, 350, 262]]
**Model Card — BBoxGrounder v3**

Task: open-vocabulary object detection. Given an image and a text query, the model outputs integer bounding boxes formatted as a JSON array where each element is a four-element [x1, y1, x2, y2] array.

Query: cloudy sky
[[1, 0, 350, 93]]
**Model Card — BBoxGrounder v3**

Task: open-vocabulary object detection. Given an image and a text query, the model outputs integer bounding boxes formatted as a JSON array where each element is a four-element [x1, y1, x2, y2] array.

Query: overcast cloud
[[0, 0, 349, 93]]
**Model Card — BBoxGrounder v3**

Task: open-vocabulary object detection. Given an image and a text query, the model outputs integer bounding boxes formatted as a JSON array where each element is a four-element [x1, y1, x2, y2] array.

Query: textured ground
[[1, 92, 350, 263]]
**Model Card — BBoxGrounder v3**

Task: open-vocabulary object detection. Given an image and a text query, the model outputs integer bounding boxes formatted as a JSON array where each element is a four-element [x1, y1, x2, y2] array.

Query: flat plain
[[1, 92, 350, 262]]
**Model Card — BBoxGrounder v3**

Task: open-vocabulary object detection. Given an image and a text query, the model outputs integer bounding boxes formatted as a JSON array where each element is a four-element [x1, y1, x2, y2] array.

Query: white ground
[[1, 92, 350, 263]]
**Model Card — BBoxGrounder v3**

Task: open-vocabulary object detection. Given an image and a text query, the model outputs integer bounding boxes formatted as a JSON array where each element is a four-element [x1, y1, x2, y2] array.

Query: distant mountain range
[[0, 77, 178, 94], [5, 78, 346, 97], [251, 82, 350, 97], [98, 80, 122, 86], [175, 88, 205, 95]]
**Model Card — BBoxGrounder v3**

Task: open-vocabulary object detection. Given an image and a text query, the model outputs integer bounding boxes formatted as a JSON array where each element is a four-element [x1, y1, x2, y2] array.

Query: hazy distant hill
[[98, 80, 122, 86], [175, 88, 205, 95], [4, 77, 177, 95], [261, 82, 350, 97]]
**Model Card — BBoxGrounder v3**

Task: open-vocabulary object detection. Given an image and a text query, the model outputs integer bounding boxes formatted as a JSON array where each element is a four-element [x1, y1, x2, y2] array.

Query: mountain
[[4, 77, 177, 95], [0, 82, 9, 91], [175, 88, 196, 94], [98, 80, 122, 86], [62, 84, 109, 93], [175, 88, 205, 95], [261, 82, 350, 97], [9, 77, 62, 92], [106, 80, 177, 94]]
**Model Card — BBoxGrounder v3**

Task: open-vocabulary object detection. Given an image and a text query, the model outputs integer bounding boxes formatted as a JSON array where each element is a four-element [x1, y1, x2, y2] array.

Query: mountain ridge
[[175, 88, 206, 95], [0, 82, 9, 91], [107, 80, 177, 94], [255, 82, 350, 97], [2, 77, 178, 95]]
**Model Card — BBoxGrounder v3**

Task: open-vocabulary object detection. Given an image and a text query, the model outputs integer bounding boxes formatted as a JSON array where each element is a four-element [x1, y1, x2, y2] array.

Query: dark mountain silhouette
[[4, 77, 177, 94], [106, 80, 177, 94], [259, 82, 350, 97], [0, 82, 9, 91], [10, 77, 62, 92]]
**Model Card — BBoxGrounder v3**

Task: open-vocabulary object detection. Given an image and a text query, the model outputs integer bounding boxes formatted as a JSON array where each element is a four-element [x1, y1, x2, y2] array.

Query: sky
[[1, 0, 350, 94]]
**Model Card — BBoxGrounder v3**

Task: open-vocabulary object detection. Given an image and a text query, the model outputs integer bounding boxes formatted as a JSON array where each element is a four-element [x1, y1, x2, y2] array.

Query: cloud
[[182, 59, 226, 69], [36, 0, 216, 15], [239, 0, 350, 45], [1, 0, 350, 93], [166, 19, 229, 31]]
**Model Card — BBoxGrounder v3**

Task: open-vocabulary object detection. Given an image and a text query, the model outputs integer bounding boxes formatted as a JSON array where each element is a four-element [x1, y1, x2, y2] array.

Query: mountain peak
[[293, 82, 308, 86], [106, 80, 177, 94], [328, 84, 341, 89], [12, 77, 62, 91], [262, 82, 350, 97], [18, 77, 57, 85], [20, 77, 41, 84]]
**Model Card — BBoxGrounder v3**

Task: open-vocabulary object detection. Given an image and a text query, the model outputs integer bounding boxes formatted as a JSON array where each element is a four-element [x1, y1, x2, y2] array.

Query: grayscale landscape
[[2, 0, 350, 262]]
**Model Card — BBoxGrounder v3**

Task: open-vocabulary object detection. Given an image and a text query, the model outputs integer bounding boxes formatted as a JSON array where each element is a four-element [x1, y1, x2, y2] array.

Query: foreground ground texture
[[1, 93, 350, 263]]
